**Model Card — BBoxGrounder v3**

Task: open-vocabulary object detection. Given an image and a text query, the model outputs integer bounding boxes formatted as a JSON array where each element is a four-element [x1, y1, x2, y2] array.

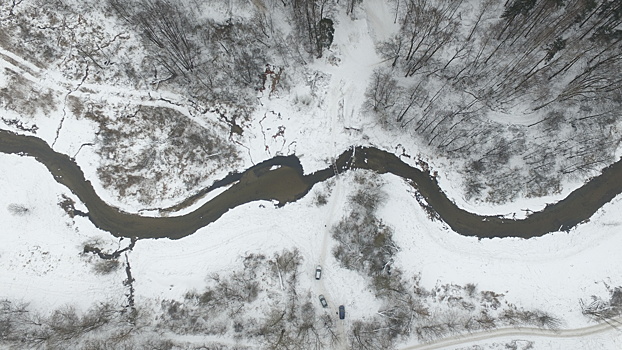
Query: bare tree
[[363, 69, 400, 124], [109, 0, 199, 75]]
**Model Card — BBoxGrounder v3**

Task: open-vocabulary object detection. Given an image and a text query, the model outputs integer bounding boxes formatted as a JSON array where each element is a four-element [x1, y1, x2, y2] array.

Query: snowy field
[[2, 151, 621, 348], [1, 0, 622, 348]]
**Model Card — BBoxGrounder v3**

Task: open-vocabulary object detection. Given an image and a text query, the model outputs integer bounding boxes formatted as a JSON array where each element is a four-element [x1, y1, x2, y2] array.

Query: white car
[[315, 265, 322, 280]]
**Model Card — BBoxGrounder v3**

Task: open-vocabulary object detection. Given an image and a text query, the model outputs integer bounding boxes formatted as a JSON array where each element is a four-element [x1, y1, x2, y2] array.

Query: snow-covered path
[[3, 1, 622, 349], [399, 316, 622, 350]]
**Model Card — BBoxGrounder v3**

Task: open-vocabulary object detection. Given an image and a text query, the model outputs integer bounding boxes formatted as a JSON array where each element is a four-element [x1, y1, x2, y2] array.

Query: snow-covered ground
[[401, 325, 622, 350], [2, 0, 622, 348], [0, 153, 126, 312], [382, 174, 622, 328], [2, 149, 621, 346]]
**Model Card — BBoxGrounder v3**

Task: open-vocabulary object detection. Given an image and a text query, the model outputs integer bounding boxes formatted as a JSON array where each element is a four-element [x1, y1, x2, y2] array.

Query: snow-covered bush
[[90, 105, 239, 206], [92, 259, 121, 275], [7, 203, 30, 216], [332, 171, 398, 278]]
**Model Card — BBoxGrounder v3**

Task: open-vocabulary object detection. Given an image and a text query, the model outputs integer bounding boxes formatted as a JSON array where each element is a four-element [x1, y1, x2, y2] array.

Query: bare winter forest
[[2, 0, 621, 204], [1, 0, 622, 349], [367, 0, 622, 203]]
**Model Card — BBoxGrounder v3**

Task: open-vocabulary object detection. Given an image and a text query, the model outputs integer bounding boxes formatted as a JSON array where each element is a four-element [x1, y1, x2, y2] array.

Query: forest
[[2, 0, 620, 203], [1, 0, 621, 349], [367, 0, 622, 202]]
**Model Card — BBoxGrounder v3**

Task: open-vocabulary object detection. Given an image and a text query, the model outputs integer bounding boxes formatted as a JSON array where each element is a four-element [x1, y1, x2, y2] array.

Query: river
[[1, 128, 621, 240]]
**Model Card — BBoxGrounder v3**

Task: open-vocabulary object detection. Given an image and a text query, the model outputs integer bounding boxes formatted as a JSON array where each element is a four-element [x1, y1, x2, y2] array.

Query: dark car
[[338, 305, 345, 319], [319, 294, 328, 308]]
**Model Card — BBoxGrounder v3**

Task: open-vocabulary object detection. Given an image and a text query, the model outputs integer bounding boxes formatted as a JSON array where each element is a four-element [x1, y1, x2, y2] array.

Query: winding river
[[1, 128, 621, 240]]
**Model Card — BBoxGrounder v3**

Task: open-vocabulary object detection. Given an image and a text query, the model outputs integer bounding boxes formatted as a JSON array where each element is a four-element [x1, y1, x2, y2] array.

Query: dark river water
[[1, 128, 621, 240]]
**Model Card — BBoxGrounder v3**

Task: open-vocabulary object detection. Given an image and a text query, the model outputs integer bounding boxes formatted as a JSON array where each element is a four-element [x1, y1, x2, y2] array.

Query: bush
[[92, 259, 121, 275], [332, 172, 397, 278], [7, 203, 30, 216], [313, 191, 328, 206]]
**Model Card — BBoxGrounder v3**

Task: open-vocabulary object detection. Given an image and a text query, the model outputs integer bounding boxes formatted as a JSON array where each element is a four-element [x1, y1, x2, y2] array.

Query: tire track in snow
[[315, 77, 349, 350], [319, 78, 345, 266], [0, 47, 218, 138], [399, 317, 622, 350]]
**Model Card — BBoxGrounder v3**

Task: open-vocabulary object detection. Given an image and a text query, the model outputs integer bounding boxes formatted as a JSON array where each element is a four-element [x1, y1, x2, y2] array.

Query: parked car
[[338, 305, 345, 319], [315, 265, 322, 280], [319, 294, 328, 308]]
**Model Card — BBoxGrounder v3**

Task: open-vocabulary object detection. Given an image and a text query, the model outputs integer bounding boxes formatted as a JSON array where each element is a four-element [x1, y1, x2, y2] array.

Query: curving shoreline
[[1, 128, 621, 240]]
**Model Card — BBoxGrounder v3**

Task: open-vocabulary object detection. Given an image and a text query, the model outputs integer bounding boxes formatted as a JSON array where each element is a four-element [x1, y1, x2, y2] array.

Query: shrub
[[7, 203, 29, 216], [92, 259, 121, 275]]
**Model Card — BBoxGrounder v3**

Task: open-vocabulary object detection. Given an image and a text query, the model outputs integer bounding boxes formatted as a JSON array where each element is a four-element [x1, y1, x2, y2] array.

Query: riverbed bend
[[1, 128, 621, 240]]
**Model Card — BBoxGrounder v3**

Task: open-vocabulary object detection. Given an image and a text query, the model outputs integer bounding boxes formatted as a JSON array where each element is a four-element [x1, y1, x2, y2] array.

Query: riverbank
[[2, 150, 621, 339], [2, 0, 622, 347], [2, 128, 621, 240]]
